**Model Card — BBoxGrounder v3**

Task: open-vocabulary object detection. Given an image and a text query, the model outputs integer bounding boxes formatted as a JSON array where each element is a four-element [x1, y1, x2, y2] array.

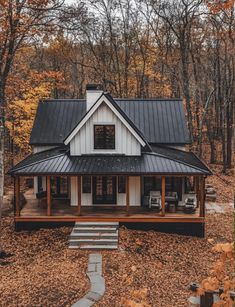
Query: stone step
[[70, 230, 118, 239], [69, 238, 118, 245], [73, 226, 118, 233], [75, 222, 119, 226], [69, 222, 119, 250], [80, 244, 118, 250]]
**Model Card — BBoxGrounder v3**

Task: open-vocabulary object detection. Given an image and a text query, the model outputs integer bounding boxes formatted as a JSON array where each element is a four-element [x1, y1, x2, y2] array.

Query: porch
[[15, 185, 204, 223]]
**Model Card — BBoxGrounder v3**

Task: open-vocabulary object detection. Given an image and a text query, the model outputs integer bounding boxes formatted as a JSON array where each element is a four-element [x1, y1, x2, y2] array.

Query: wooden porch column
[[46, 176, 51, 216], [195, 176, 200, 208], [15, 176, 20, 216], [77, 176, 81, 215], [161, 176, 166, 216], [126, 176, 130, 216], [199, 176, 206, 217]]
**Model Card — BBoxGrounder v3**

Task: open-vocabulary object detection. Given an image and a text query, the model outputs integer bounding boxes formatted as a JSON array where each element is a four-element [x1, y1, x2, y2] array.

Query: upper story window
[[94, 125, 115, 149]]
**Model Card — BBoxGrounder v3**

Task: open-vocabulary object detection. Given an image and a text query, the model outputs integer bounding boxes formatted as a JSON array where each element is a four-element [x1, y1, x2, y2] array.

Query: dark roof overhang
[[8, 146, 212, 176]]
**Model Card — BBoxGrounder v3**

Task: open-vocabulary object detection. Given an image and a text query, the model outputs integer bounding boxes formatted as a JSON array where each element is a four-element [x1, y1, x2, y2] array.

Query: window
[[118, 176, 126, 193], [143, 177, 161, 196], [94, 125, 115, 149], [82, 176, 91, 193]]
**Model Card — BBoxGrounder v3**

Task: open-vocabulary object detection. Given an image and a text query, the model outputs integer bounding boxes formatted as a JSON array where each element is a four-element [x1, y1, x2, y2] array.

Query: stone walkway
[[205, 202, 233, 214], [72, 254, 105, 307]]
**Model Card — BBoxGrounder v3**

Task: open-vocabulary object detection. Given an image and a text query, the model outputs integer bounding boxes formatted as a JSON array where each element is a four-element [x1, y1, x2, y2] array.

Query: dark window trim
[[94, 124, 115, 150], [118, 176, 126, 193], [82, 175, 92, 193]]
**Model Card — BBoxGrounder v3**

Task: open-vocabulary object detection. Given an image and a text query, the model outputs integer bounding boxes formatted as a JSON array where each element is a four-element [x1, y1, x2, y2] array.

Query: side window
[[118, 176, 126, 193], [82, 176, 91, 193]]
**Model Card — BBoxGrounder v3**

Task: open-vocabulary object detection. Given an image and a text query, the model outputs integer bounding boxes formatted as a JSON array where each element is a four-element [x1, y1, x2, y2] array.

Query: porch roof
[[9, 146, 212, 176]]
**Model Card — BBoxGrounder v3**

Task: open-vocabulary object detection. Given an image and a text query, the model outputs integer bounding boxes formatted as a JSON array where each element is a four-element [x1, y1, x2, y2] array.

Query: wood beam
[[15, 176, 20, 217], [195, 176, 199, 208], [200, 176, 205, 217], [161, 176, 166, 216], [77, 176, 81, 215], [46, 176, 51, 216], [126, 176, 130, 216]]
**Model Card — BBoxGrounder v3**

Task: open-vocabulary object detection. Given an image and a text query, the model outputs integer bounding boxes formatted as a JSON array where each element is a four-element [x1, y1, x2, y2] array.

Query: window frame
[[82, 176, 92, 193], [94, 124, 115, 150], [118, 176, 126, 193]]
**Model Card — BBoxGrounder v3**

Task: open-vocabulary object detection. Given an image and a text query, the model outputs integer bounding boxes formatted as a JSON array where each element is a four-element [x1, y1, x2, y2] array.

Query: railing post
[[77, 176, 81, 215], [161, 176, 166, 216], [126, 176, 130, 216], [199, 176, 205, 217], [46, 176, 51, 216]]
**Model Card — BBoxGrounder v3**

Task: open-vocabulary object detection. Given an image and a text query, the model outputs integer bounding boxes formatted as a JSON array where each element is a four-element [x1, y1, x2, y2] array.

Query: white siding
[[70, 103, 141, 156], [129, 176, 141, 206]]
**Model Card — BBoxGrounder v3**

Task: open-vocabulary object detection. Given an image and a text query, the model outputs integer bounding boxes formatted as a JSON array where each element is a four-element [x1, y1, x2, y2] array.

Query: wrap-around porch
[[14, 174, 206, 223]]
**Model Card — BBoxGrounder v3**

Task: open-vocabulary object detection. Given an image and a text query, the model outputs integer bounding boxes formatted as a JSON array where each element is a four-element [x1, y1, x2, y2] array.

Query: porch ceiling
[[9, 146, 212, 176]]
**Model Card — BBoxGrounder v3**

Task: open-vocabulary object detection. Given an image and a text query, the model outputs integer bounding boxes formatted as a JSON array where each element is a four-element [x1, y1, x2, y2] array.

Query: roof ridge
[[114, 98, 182, 101]]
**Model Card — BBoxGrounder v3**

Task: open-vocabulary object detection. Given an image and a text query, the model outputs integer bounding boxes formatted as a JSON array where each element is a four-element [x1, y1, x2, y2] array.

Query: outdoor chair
[[149, 191, 162, 211]]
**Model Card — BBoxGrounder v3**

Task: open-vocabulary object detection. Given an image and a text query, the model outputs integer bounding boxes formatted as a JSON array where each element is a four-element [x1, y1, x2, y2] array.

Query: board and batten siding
[[70, 176, 141, 206], [70, 103, 141, 156]]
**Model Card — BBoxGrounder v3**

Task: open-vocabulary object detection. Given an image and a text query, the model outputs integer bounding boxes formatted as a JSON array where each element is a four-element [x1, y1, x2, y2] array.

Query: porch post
[[195, 176, 199, 208], [77, 176, 81, 215], [161, 176, 166, 216], [46, 176, 51, 216], [199, 176, 205, 217], [126, 176, 130, 216], [15, 176, 20, 216]]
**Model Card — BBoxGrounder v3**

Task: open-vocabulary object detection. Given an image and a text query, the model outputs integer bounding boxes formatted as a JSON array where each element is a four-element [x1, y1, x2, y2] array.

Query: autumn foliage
[[197, 243, 234, 306]]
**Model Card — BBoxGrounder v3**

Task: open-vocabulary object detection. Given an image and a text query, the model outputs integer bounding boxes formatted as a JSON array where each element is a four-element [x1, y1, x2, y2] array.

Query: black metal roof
[[30, 97, 190, 145], [9, 146, 211, 176]]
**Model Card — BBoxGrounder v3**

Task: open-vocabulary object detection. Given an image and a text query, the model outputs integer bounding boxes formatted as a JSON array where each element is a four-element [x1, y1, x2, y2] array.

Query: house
[[9, 84, 212, 236]]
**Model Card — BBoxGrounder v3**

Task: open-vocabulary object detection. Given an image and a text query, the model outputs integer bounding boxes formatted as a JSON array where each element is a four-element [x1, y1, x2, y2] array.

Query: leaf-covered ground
[[0, 211, 233, 307], [206, 165, 234, 202]]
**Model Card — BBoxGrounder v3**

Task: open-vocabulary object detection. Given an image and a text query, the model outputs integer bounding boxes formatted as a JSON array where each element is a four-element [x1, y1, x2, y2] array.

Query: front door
[[93, 176, 117, 204]]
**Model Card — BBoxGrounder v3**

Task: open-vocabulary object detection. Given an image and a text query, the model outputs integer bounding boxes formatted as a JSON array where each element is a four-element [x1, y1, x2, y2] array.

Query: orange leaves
[[197, 243, 234, 306], [205, 0, 235, 13], [5, 54, 65, 152], [120, 287, 150, 307], [212, 243, 233, 254], [201, 276, 220, 291]]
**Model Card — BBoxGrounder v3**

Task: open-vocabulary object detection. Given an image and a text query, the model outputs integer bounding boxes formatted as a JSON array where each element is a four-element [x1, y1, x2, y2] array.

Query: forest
[[0, 0, 234, 171]]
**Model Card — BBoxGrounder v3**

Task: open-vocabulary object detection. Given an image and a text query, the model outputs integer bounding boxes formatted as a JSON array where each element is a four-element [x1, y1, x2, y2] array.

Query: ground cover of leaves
[[206, 164, 234, 202], [1, 211, 233, 307], [0, 218, 89, 307]]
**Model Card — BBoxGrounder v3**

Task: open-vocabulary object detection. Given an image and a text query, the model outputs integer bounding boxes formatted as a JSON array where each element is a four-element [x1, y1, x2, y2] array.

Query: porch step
[[73, 226, 118, 233], [74, 222, 118, 226], [69, 222, 119, 250], [70, 232, 118, 239]]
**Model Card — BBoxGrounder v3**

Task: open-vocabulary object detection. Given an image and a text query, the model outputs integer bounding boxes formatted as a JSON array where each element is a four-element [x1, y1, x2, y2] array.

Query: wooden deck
[[15, 198, 203, 223]]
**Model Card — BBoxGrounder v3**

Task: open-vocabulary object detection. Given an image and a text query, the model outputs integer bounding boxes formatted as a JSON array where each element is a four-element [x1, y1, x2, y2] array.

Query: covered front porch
[[9, 146, 211, 225], [14, 174, 205, 223]]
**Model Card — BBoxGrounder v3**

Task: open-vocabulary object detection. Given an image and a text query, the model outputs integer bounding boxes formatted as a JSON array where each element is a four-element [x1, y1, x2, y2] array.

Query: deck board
[[17, 199, 203, 223]]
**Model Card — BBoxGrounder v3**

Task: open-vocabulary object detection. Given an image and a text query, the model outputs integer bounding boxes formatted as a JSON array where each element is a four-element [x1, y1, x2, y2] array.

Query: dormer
[[64, 92, 149, 156]]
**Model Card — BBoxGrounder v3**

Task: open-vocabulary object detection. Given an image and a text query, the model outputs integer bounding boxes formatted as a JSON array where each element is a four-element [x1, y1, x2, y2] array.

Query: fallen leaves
[[0, 211, 233, 307]]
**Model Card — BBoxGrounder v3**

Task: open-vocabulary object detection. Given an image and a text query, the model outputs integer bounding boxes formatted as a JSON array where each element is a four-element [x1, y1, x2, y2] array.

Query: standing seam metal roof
[[9, 146, 211, 176], [29, 98, 191, 145]]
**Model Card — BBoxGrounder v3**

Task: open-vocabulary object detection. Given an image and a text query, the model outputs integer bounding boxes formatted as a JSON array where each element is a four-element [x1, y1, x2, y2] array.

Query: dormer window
[[94, 125, 115, 149]]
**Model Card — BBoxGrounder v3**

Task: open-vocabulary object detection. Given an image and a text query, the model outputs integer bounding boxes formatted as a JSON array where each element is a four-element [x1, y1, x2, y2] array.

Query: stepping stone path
[[72, 254, 105, 307]]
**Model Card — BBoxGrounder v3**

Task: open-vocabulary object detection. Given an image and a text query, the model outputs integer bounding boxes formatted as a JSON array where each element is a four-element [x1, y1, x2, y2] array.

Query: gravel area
[[0, 212, 233, 307]]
